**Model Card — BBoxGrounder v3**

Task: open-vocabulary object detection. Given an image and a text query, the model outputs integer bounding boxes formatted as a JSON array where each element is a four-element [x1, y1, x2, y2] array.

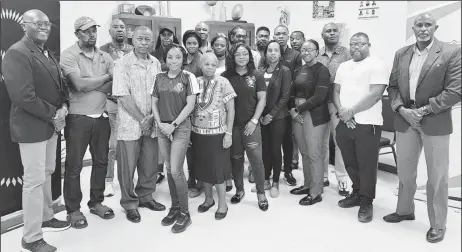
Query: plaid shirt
[[112, 52, 162, 140], [317, 45, 351, 102]]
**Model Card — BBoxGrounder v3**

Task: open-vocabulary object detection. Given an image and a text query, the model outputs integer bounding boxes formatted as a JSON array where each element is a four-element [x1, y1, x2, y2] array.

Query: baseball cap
[[74, 16, 100, 31], [159, 27, 173, 34]]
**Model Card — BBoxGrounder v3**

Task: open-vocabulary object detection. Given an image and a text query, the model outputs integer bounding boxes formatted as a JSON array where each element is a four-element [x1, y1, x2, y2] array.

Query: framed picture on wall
[[313, 1, 335, 19]]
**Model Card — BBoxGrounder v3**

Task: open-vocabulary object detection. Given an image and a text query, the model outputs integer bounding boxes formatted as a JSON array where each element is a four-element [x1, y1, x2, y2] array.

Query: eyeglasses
[[349, 42, 368, 48], [23, 21, 52, 28], [235, 34, 247, 39], [300, 48, 317, 54]]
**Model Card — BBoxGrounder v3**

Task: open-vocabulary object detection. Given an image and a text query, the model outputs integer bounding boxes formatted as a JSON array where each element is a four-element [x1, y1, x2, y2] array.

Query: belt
[[161, 121, 173, 123]]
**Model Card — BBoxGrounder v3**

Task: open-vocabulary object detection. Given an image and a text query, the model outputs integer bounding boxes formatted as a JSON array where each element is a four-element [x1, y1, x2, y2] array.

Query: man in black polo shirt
[[260, 25, 302, 186]]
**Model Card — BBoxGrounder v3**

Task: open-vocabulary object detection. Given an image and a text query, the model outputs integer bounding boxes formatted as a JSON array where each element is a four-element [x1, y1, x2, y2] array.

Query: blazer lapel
[[267, 66, 279, 90], [417, 40, 442, 87], [23, 37, 61, 88], [400, 46, 413, 101]]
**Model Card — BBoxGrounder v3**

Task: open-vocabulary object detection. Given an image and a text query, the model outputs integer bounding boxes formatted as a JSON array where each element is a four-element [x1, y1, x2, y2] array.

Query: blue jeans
[[158, 119, 191, 213]]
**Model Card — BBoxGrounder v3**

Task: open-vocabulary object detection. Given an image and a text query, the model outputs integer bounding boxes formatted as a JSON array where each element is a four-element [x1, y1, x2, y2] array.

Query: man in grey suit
[[384, 13, 461, 243], [2, 9, 70, 252]]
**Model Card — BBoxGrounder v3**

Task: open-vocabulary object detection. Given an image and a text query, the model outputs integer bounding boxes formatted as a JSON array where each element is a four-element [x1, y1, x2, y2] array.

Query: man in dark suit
[[2, 9, 70, 252], [384, 13, 461, 243]]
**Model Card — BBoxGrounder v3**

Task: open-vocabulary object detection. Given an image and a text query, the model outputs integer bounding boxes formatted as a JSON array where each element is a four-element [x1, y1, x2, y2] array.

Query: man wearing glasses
[[60, 16, 115, 229], [229, 25, 261, 65], [3, 9, 70, 252], [333, 32, 388, 223], [317, 22, 351, 196]]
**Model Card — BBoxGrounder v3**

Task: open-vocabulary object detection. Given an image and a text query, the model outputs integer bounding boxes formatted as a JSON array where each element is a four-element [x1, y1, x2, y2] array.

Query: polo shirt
[[112, 51, 162, 140], [317, 45, 351, 102], [150, 47, 169, 71], [60, 42, 114, 116], [334, 56, 389, 126], [151, 70, 202, 122], [184, 52, 203, 77], [222, 69, 267, 127]]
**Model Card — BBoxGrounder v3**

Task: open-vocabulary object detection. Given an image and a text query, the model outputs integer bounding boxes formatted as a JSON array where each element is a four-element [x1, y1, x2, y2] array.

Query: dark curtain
[[0, 0, 61, 216]]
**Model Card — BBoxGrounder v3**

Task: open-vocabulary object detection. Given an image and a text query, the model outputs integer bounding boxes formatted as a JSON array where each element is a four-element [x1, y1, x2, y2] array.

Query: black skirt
[[191, 132, 232, 185]]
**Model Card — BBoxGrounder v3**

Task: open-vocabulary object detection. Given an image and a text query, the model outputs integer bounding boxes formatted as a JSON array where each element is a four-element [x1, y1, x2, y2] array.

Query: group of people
[[2, 8, 460, 252]]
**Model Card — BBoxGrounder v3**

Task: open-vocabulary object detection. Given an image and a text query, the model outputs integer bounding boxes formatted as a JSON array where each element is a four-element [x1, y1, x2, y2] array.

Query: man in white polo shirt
[[332, 32, 388, 223]]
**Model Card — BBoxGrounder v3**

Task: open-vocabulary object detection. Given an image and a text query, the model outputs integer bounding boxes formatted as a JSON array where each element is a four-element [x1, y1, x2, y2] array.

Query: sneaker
[[270, 182, 280, 198], [104, 182, 115, 197], [171, 212, 192, 233], [21, 238, 56, 252], [338, 181, 349, 197], [251, 180, 271, 192], [41, 218, 71, 232], [338, 190, 361, 208], [358, 196, 374, 223], [157, 173, 165, 185], [283, 172, 297, 186], [189, 183, 204, 198], [161, 207, 180, 226]]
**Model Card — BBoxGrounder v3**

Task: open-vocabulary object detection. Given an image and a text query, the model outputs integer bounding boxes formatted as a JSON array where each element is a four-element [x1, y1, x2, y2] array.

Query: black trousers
[[64, 115, 110, 213], [261, 118, 287, 182], [335, 121, 382, 199], [282, 116, 294, 173]]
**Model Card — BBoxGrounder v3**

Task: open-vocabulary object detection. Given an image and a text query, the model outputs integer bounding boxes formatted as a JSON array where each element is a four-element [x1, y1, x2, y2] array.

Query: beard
[[115, 36, 125, 43], [256, 42, 267, 51]]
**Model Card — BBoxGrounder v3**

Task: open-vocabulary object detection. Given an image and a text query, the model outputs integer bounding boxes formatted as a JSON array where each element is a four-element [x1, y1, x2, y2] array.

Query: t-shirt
[[334, 56, 389, 125], [60, 42, 114, 116], [99, 42, 134, 62], [222, 69, 267, 127], [151, 70, 202, 122]]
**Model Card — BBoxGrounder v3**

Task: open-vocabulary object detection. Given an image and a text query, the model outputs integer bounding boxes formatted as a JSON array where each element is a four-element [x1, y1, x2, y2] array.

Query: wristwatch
[[172, 122, 179, 128], [250, 118, 258, 125], [420, 105, 431, 116]]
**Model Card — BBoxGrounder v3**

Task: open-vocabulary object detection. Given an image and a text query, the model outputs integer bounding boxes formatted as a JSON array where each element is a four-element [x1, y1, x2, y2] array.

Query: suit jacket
[[388, 38, 461, 136], [2, 36, 68, 143], [259, 63, 292, 120]]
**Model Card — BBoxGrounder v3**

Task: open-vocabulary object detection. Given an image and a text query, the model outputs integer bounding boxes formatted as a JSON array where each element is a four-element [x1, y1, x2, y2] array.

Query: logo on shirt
[[245, 76, 256, 88], [173, 82, 184, 93]]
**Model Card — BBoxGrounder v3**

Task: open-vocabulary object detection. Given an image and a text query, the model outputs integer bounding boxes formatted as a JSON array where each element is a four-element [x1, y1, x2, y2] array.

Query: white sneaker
[[251, 180, 271, 192], [270, 182, 280, 198], [104, 182, 115, 197]]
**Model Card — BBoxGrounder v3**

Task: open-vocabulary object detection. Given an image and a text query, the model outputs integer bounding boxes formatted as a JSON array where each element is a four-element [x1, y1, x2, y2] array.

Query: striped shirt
[[112, 51, 162, 140]]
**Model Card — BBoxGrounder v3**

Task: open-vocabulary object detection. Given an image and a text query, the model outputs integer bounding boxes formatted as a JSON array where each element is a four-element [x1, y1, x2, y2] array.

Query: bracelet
[[225, 132, 232, 136]]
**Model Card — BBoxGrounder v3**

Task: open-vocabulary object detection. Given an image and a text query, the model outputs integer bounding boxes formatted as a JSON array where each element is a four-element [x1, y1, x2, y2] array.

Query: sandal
[[89, 204, 115, 220], [67, 211, 88, 229]]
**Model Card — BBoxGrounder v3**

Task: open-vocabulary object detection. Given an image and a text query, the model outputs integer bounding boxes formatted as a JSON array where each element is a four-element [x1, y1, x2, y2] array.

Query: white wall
[[60, 1, 408, 71]]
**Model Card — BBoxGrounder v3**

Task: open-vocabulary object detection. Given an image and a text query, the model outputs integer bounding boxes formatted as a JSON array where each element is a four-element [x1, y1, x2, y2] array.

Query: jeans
[[261, 118, 287, 182], [158, 119, 191, 213], [230, 124, 265, 194], [64, 115, 110, 213], [336, 121, 382, 199]]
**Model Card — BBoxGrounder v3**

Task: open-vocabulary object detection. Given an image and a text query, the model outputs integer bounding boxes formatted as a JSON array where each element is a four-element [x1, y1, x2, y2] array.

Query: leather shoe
[[426, 227, 446, 243], [126, 209, 141, 223], [215, 207, 228, 220], [140, 200, 166, 211], [258, 199, 269, 211], [231, 191, 245, 204], [299, 195, 322, 206], [383, 212, 415, 223], [290, 186, 310, 195], [198, 200, 215, 213]]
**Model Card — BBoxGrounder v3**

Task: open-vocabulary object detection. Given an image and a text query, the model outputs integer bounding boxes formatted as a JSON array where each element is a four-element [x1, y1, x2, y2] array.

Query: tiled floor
[[1, 162, 460, 252]]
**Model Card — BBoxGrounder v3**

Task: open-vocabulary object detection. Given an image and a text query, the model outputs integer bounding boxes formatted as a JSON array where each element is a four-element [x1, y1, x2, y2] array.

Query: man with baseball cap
[[60, 16, 115, 229], [151, 27, 179, 71]]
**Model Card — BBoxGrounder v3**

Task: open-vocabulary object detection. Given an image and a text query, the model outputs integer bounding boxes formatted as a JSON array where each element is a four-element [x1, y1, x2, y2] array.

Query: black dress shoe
[[198, 200, 215, 213], [231, 191, 245, 204], [215, 207, 228, 220], [258, 199, 269, 211], [290, 186, 310, 195], [126, 209, 141, 223], [140, 200, 166, 211], [299, 195, 322, 206], [426, 227, 446, 243], [323, 180, 330, 187], [383, 213, 415, 223]]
